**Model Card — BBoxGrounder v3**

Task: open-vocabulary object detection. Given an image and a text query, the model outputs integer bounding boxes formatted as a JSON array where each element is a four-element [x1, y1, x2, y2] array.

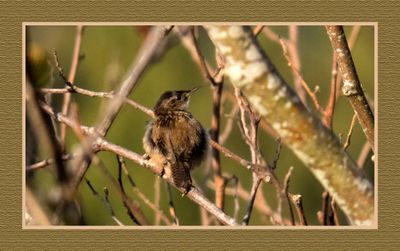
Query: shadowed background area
[[25, 25, 374, 226]]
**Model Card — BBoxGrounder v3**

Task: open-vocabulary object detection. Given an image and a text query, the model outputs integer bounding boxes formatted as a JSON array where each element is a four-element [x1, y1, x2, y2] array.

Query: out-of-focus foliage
[[26, 25, 374, 225]]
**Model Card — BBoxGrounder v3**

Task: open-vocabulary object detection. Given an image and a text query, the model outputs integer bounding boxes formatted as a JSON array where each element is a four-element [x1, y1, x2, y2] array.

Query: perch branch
[[39, 103, 239, 226]]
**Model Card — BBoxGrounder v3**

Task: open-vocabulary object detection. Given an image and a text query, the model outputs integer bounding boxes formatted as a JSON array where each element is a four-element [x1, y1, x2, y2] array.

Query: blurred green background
[[26, 25, 374, 226]]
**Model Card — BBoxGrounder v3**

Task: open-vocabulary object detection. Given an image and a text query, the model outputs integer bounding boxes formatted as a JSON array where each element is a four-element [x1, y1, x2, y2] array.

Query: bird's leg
[[181, 168, 193, 197]]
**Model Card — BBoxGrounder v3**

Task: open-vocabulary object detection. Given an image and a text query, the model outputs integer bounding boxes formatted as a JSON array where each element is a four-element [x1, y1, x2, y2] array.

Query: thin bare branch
[[59, 25, 84, 149], [279, 38, 324, 113], [291, 194, 308, 226], [326, 25, 374, 151], [324, 51, 338, 129], [117, 155, 172, 225], [84, 179, 124, 226], [154, 177, 162, 225], [357, 141, 372, 169], [188, 26, 226, 210], [253, 25, 264, 37], [320, 191, 330, 225], [219, 102, 239, 144], [330, 199, 340, 226], [225, 175, 240, 221], [282, 166, 295, 225], [242, 176, 261, 225], [343, 113, 357, 150], [26, 154, 73, 172], [166, 183, 179, 225], [288, 25, 306, 104], [262, 27, 285, 43], [271, 137, 282, 170], [39, 86, 154, 117]]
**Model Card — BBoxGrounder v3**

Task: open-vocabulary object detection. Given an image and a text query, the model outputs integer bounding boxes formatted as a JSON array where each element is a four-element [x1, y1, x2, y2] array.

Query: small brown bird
[[143, 87, 208, 193]]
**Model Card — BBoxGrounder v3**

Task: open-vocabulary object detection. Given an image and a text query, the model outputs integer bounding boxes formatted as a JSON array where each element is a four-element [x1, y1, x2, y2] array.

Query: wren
[[143, 87, 208, 194]]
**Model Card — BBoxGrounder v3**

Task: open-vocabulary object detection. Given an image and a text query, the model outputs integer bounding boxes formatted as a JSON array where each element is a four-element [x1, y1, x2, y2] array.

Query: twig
[[226, 175, 240, 221], [58, 25, 84, 150], [95, 155, 146, 225], [84, 179, 124, 226], [282, 166, 295, 226], [271, 137, 282, 170], [242, 176, 261, 225], [324, 50, 338, 129], [218, 181, 291, 225], [116, 155, 172, 225], [166, 183, 179, 226], [357, 141, 372, 169], [253, 25, 264, 37], [53, 50, 74, 90], [210, 134, 270, 185], [330, 199, 340, 226], [320, 190, 330, 225], [279, 38, 324, 113], [343, 113, 357, 150], [219, 102, 239, 144], [177, 26, 219, 84], [189, 27, 223, 85], [235, 88, 264, 225], [224, 90, 279, 139], [326, 25, 374, 151], [39, 86, 154, 117], [154, 176, 161, 225], [262, 27, 285, 43], [189, 26, 227, 210], [291, 194, 308, 226], [26, 154, 73, 172], [288, 25, 306, 104]]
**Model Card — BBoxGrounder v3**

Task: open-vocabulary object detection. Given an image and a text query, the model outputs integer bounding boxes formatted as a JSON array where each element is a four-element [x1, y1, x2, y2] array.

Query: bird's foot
[[181, 184, 192, 197]]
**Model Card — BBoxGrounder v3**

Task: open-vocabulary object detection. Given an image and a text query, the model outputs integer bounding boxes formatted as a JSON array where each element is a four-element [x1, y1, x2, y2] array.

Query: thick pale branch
[[205, 25, 374, 226]]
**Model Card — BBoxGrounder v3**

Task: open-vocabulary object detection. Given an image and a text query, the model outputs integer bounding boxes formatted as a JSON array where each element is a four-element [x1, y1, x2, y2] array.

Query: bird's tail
[[171, 161, 192, 192]]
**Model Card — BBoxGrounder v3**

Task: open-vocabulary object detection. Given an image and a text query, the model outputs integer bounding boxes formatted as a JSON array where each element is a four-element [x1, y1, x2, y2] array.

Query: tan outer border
[[22, 22, 377, 230], [3, 1, 400, 250]]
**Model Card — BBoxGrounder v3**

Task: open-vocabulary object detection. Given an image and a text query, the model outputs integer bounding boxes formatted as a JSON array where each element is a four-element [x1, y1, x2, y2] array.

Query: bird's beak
[[188, 86, 200, 95]]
